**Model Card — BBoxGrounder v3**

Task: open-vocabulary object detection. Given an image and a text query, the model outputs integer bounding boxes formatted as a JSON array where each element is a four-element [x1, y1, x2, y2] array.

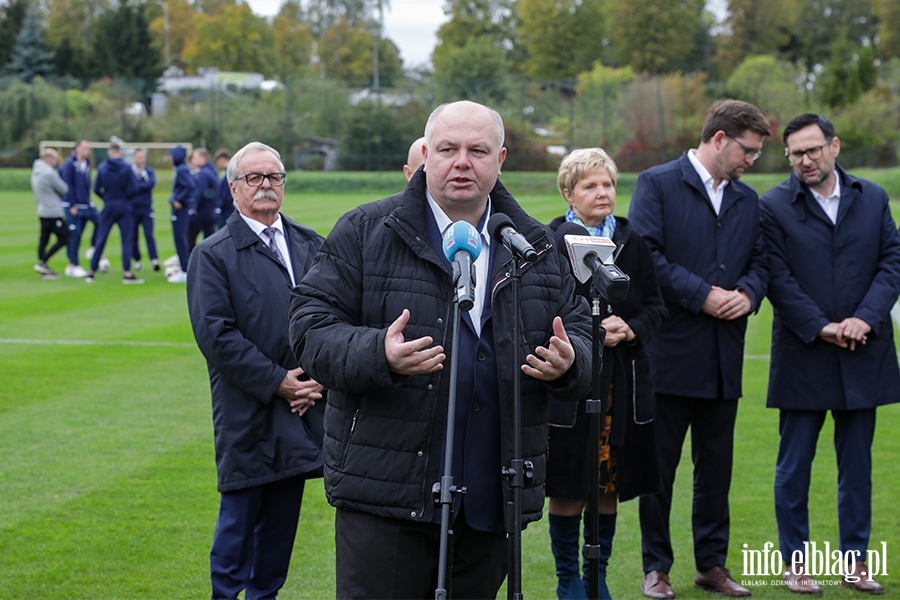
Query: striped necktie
[[262, 227, 288, 268]]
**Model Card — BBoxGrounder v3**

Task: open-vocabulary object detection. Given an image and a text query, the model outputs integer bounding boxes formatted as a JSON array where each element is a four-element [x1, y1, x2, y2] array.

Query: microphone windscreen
[[443, 221, 482, 262], [487, 212, 514, 243], [554, 222, 589, 252]]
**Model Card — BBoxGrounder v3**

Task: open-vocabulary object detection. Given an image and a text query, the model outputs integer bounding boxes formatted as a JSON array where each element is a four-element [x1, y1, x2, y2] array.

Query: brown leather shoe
[[843, 562, 884, 594], [694, 566, 751, 597], [643, 570, 676, 599], [782, 563, 822, 595]]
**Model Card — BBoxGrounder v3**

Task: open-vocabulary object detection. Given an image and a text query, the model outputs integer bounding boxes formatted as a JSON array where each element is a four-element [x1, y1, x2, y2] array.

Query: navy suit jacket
[[760, 166, 900, 410], [628, 152, 768, 399]]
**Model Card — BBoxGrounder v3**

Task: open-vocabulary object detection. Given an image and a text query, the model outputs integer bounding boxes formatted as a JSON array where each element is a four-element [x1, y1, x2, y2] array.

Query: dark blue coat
[[59, 154, 92, 209], [94, 157, 135, 203], [760, 166, 900, 410], [129, 165, 156, 209], [217, 174, 234, 217], [169, 146, 197, 210], [195, 162, 220, 212], [628, 152, 768, 400], [187, 210, 326, 492]]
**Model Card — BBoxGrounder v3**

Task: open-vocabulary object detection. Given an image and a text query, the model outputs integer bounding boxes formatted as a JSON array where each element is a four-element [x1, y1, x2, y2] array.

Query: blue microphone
[[442, 221, 482, 311]]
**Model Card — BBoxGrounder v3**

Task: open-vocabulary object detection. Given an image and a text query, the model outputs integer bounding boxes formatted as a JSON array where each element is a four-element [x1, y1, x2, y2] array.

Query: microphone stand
[[434, 261, 468, 600], [502, 257, 532, 600], [584, 294, 606, 600]]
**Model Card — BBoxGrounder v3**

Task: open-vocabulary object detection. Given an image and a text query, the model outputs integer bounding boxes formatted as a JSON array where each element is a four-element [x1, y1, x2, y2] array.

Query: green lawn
[[1, 171, 899, 599]]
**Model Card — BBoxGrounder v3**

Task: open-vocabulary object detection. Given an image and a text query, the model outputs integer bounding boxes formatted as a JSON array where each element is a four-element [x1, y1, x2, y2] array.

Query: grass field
[[2, 171, 900, 599]]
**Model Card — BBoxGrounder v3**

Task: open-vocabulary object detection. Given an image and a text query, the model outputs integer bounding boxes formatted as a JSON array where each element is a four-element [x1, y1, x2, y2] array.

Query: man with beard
[[628, 99, 770, 599], [760, 114, 900, 595]]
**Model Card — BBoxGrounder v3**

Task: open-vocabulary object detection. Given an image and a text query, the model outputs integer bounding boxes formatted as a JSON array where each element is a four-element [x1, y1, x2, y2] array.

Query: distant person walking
[[129, 149, 159, 272], [86, 143, 141, 284], [31, 148, 69, 279], [59, 140, 97, 278], [188, 148, 220, 253]]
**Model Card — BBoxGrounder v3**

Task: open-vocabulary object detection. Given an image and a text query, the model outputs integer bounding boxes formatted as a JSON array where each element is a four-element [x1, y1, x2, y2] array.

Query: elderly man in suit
[[187, 141, 326, 600], [760, 114, 900, 596], [628, 99, 770, 599]]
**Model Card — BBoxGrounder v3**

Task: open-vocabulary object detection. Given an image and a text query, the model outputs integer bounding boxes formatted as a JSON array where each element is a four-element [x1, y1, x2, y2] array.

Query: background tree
[[4, 7, 55, 82], [433, 0, 522, 72], [607, 0, 707, 74], [875, 0, 900, 60], [818, 29, 877, 108], [714, 0, 793, 78], [90, 0, 163, 80], [783, 0, 878, 73], [273, 1, 315, 81], [517, 0, 606, 81], [147, 0, 197, 69], [724, 55, 806, 134], [432, 37, 510, 103], [0, 0, 29, 71], [318, 15, 402, 86], [183, 3, 276, 75], [45, 0, 111, 76]]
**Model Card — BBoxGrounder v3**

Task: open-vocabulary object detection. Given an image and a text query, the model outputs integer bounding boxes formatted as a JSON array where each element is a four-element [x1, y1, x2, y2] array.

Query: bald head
[[403, 137, 426, 181]]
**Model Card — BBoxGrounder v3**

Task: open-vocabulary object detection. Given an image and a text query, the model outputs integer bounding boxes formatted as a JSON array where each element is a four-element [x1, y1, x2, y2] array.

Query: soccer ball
[[98, 257, 111, 273]]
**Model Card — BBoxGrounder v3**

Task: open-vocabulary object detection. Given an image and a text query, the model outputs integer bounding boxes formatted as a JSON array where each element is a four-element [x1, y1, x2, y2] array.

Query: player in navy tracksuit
[[169, 145, 197, 277], [88, 143, 140, 283], [129, 149, 159, 272], [214, 148, 234, 229], [59, 140, 99, 276], [188, 148, 220, 253]]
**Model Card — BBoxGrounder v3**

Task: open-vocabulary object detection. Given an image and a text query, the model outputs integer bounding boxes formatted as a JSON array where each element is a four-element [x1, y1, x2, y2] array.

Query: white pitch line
[[0, 338, 195, 348]]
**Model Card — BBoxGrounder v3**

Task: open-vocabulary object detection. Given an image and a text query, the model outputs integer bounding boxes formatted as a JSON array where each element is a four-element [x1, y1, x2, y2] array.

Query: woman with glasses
[[546, 148, 667, 599]]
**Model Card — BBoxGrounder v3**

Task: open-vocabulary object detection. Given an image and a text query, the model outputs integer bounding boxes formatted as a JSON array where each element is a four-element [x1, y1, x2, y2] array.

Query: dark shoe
[[550, 513, 587, 600], [84, 271, 95, 283], [41, 272, 61, 280], [122, 274, 144, 284], [842, 562, 884, 594], [152, 259, 160, 272], [782, 563, 822, 595], [643, 571, 675, 599], [694, 566, 750, 597]]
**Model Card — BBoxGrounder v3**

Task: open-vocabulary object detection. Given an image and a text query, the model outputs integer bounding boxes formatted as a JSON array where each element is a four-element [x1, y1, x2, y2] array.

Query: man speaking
[[290, 100, 592, 598]]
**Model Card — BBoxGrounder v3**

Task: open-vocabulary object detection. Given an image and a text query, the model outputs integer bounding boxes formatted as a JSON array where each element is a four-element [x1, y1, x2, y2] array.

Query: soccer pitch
[[1, 177, 899, 599]]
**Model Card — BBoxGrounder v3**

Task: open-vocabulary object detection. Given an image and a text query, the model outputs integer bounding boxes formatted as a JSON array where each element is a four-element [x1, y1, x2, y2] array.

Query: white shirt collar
[[688, 149, 728, 214], [238, 211, 285, 237]]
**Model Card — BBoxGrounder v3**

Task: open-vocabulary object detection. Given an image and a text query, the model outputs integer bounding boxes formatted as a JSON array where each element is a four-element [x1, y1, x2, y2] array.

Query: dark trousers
[[131, 205, 158, 262], [90, 200, 135, 273], [38, 217, 69, 263], [335, 508, 508, 599], [210, 476, 306, 600], [639, 393, 739, 573], [171, 206, 191, 271], [774, 408, 876, 559], [189, 209, 219, 253], [65, 206, 99, 265]]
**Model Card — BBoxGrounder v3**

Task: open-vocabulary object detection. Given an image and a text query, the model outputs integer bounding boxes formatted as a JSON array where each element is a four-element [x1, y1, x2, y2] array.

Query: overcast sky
[[243, 0, 729, 70]]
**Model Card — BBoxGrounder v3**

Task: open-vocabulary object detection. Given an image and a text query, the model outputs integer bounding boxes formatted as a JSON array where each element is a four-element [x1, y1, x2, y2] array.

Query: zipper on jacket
[[340, 408, 361, 468], [632, 360, 653, 425]]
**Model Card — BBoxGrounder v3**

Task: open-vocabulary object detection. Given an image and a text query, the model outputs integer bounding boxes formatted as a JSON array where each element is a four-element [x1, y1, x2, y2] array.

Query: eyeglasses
[[785, 143, 828, 165], [728, 136, 762, 162], [236, 172, 286, 187]]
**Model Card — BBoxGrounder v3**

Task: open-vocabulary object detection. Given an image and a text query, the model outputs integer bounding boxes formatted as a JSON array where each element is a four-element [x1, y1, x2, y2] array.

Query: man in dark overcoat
[[628, 99, 770, 599], [760, 113, 900, 595], [187, 141, 326, 600]]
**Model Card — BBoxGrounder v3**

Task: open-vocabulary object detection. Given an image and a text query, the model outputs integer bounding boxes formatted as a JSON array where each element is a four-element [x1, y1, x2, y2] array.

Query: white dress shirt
[[425, 190, 492, 336], [238, 212, 296, 285], [810, 176, 841, 224], [688, 149, 728, 215]]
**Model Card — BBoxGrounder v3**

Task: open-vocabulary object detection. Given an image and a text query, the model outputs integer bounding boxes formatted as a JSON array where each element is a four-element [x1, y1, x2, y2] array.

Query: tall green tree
[[607, 0, 706, 74], [318, 15, 402, 86], [433, 0, 522, 72], [517, 0, 606, 81], [147, 0, 197, 68], [875, 0, 900, 60], [90, 0, 163, 80], [183, 3, 276, 75], [45, 0, 111, 73], [4, 7, 55, 82], [715, 0, 793, 77], [274, 1, 315, 81], [782, 0, 878, 72], [818, 29, 877, 108], [0, 0, 29, 71], [432, 36, 510, 103]]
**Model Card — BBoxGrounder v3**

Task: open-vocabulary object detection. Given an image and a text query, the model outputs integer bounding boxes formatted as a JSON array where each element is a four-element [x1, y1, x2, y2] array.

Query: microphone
[[487, 213, 538, 263], [555, 222, 630, 301], [443, 221, 483, 311]]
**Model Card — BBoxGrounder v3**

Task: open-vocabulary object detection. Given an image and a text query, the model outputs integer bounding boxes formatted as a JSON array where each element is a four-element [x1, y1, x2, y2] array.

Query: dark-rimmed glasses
[[728, 136, 762, 162], [785, 143, 828, 165], [236, 172, 286, 187]]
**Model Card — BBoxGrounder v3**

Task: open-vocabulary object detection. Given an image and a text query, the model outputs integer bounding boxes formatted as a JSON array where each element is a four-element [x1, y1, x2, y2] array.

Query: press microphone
[[487, 213, 538, 263], [443, 221, 482, 311], [555, 222, 630, 301]]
